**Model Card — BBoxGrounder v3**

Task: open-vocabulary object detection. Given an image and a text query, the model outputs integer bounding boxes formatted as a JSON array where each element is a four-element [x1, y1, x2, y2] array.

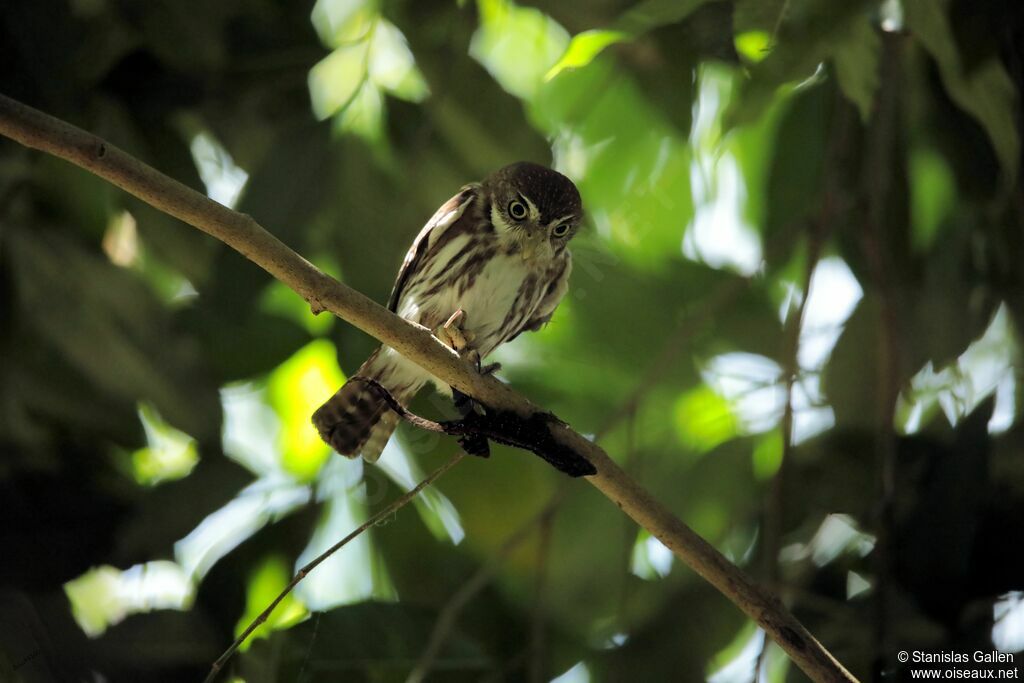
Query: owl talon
[[443, 308, 465, 331], [436, 309, 469, 352]]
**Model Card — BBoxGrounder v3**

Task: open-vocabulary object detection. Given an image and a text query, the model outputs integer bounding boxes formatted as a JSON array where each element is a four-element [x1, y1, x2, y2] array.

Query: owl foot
[[436, 309, 476, 353]]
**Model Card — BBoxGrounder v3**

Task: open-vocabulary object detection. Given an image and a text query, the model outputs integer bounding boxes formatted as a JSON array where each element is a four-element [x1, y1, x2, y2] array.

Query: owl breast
[[396, 232, 547, 357]]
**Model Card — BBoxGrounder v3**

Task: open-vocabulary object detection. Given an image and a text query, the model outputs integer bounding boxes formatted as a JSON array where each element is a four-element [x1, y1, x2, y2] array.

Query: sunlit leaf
[[234, 555, 308, 650], [335, 81, 385, 142], [686, 66, 764, 275], [537, 62, 695, 270], [545, 29, 627, 80], [368, 19, 429, 102], [706, 622, 762, 683], [295, 458, 397, 610], [631, 529, 674, 580], [259, 279, 335, 336], [674, 385, 739, 452], [174, 477, 311, 580], [470, 0, 569, 99], [374, 443, 465, 544], [904, 0, 1020, 188], [65, 562, 195, 637], [752, 428, 783, 479], [310, 11, 426, 142], [311, 0, 377, 48], [309, 42, 372, 121], [909, 147, 956, 251], [734, 31, 771, 64], [898, 305, 1019, 432], [131, 403, 199, 486], [546, 0, 713, 79], [266, 340, 345, 481]]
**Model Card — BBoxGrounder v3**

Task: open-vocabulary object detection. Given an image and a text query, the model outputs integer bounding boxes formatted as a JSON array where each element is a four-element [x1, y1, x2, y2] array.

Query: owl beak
[[520, 227, 545, 261]]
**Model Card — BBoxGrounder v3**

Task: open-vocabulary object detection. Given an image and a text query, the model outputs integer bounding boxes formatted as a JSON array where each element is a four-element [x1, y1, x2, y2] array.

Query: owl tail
[[312, 349, 419, 462]]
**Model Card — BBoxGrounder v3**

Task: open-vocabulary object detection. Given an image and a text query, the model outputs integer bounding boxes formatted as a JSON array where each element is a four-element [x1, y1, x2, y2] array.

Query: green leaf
[[546, 0, 713, 79], [131, 403, 199, 485], [734, 30, 772, 64], [266, 340, 345, 481], [674, 385, 739, 453], [909, 147, 956, 251], [904, 0, 1020, 189], [335, 81, 385, 142], [545, 29, 627, 80], [470, 0, 569, 99], [311, 0, 377, 48], [64, 561, 195, 637], [309, 41, 372, 121], [832, 12, 881, 121], [368, 19, 429, 102], [752, 428, 784, 479], [234, 555, 308, 650], [260, 278, 336, 336]]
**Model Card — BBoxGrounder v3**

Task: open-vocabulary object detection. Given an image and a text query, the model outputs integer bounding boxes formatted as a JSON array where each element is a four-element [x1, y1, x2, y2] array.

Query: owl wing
[[506, 251, 573, 342], [387, 185, 479, 313]]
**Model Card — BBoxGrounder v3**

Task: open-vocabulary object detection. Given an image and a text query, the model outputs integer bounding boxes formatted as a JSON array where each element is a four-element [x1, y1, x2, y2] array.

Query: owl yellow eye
[[508, 200, 527, 220], [552, 223, 570, 237]]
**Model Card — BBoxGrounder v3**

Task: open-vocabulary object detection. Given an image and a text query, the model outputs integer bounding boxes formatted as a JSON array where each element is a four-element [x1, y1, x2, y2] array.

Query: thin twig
[[201, 452, 465, 683], [0, 94, 858, 683]]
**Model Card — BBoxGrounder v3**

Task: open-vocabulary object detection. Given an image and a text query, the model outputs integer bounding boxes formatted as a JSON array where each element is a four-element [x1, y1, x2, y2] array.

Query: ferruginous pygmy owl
[[312, 161, 583, 462]]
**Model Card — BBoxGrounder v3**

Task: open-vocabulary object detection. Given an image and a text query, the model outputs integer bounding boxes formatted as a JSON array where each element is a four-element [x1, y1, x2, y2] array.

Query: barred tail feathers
[[311, 349, 423, 461]]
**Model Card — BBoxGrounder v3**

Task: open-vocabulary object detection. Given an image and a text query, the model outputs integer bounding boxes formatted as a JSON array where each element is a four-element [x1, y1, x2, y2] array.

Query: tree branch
[[0, 93, 858, 683]]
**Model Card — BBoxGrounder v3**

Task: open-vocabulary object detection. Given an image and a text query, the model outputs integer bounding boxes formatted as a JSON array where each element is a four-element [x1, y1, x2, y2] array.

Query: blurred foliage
[[1, 0, 1023, 681]]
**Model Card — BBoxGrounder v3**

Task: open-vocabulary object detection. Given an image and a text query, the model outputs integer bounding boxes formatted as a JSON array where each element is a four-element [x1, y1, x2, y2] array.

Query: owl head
[[483, 162, 583, 261]]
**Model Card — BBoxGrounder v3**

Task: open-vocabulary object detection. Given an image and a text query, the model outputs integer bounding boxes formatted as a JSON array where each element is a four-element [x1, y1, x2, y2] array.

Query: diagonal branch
[[0, 93, 857, 683]]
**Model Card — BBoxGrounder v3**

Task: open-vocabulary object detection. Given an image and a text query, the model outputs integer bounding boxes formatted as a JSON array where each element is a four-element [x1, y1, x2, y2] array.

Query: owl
[[312, 161, 583, 462]]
